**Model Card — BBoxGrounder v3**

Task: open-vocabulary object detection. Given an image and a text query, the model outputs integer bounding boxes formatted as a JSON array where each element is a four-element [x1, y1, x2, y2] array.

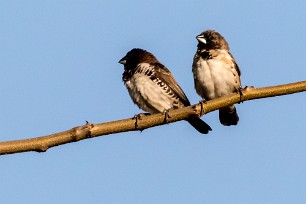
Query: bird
[[192, 30, 242, 126], [119, 48, 212, 134]]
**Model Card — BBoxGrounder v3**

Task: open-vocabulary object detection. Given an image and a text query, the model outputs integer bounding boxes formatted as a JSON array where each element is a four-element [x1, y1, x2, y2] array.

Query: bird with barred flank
[[119, 48, 212, 134]]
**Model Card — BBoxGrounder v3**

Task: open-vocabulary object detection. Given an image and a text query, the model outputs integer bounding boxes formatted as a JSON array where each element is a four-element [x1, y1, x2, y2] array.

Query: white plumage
[[192, 50, 241, 100], [125, 63, 180, 113]]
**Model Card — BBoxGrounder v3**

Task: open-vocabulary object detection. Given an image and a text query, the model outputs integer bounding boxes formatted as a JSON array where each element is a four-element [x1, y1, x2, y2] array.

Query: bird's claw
[[162, 109, 172, 124], [133, 113, 150, 130], [238, 87, 243, 103], [238, 86, 255, 103], [199, 99, 207, 116]]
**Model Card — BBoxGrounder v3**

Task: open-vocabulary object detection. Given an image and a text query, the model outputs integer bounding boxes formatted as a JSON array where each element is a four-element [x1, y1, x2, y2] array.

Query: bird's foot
[[238, 86, 255, 103], [133, 113, 150, 130], [237, 87, 243, 103], [199, 99, 207, 116], [162, 109, 172, 124]]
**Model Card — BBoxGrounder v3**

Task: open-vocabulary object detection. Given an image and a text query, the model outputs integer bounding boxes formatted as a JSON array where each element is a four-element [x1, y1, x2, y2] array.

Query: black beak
[[118, 57, 126, 64]]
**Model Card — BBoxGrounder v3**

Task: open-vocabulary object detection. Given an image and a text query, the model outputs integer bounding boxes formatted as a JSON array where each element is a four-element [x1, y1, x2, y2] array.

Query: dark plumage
[[119, 48, 212, 134], [192, 30, 241, 126]]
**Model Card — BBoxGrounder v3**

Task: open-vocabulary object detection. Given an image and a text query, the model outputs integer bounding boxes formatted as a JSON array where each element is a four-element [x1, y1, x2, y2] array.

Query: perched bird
[[192, 30, 241, 126], [119, 48, 212, 134]]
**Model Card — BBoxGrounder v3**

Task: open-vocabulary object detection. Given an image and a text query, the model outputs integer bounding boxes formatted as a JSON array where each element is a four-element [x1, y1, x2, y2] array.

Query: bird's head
[[196, 30, 229, 51], [119, 48, 159, 70]]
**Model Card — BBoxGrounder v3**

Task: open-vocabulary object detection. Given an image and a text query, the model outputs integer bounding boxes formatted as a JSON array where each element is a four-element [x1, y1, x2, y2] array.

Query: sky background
[[1, 0, 306, 203]]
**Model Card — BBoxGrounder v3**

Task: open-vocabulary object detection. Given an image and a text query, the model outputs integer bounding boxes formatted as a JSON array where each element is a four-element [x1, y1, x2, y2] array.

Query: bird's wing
[[153, 63, 191, 106], [228, 52, 241, 76]]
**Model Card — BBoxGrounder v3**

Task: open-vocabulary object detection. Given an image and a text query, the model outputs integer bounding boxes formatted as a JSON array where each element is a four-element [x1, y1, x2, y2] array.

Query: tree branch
[[1, 80, 305, 155]]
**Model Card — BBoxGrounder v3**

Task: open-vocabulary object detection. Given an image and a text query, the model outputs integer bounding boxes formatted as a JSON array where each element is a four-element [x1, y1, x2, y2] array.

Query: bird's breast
[[193, 51, 241, 100]]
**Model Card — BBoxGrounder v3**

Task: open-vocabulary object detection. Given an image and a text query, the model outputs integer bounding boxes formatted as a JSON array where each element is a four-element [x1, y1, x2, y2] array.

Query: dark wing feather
[[153, 63, 191, 106]]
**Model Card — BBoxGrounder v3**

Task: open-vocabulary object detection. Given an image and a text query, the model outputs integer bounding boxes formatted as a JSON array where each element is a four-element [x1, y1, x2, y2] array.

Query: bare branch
[[1, 80, 305, 155]]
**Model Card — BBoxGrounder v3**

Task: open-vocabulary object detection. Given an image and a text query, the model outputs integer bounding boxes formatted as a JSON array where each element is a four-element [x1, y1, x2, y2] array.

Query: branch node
[[244, 85, 255, 90], [240, 86, 256, 101], [85, 121, 94, 138], [71, 122, 93, 141], [37, 145, 48, 152]]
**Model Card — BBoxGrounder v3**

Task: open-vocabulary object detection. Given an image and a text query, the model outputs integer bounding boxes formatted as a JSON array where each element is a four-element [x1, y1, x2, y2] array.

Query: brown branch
[[1, 80, 305, 155]]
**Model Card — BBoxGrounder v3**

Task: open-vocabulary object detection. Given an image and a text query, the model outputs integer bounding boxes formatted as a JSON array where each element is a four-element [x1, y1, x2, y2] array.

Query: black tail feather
[[219, 105, 239, 126], [187, 116, 212, 134]]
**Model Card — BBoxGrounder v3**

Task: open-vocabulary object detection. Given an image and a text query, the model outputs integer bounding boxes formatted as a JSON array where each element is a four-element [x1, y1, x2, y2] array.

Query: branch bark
[[1, 80, 305, 155]]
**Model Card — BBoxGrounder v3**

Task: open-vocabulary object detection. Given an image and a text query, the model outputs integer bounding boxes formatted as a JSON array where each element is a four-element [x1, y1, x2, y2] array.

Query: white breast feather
[[193, 50, 240, 100]]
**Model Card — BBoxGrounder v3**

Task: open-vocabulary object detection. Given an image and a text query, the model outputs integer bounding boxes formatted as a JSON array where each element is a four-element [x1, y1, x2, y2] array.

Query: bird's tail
[[187, 116, 212, 134], [219, 105, 239, 126]]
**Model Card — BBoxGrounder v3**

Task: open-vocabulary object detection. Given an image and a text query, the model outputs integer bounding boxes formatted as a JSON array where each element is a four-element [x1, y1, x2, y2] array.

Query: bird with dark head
[[119, 48, 212, 134], [192, 30, 242, 126], [196, 30, 229, 51]]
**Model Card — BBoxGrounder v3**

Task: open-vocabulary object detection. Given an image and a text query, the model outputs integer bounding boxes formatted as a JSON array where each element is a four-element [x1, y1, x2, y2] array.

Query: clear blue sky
[[1, 1, 306, 203]]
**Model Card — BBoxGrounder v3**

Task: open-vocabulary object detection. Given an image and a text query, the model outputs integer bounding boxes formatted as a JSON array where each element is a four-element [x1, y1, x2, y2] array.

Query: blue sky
[[1, 0, 306, 203]]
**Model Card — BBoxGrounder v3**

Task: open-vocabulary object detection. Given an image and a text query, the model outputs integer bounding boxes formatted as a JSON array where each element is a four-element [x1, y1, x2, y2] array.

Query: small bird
[[119, 48, 212, 134], [192, 30, 242, 126]]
